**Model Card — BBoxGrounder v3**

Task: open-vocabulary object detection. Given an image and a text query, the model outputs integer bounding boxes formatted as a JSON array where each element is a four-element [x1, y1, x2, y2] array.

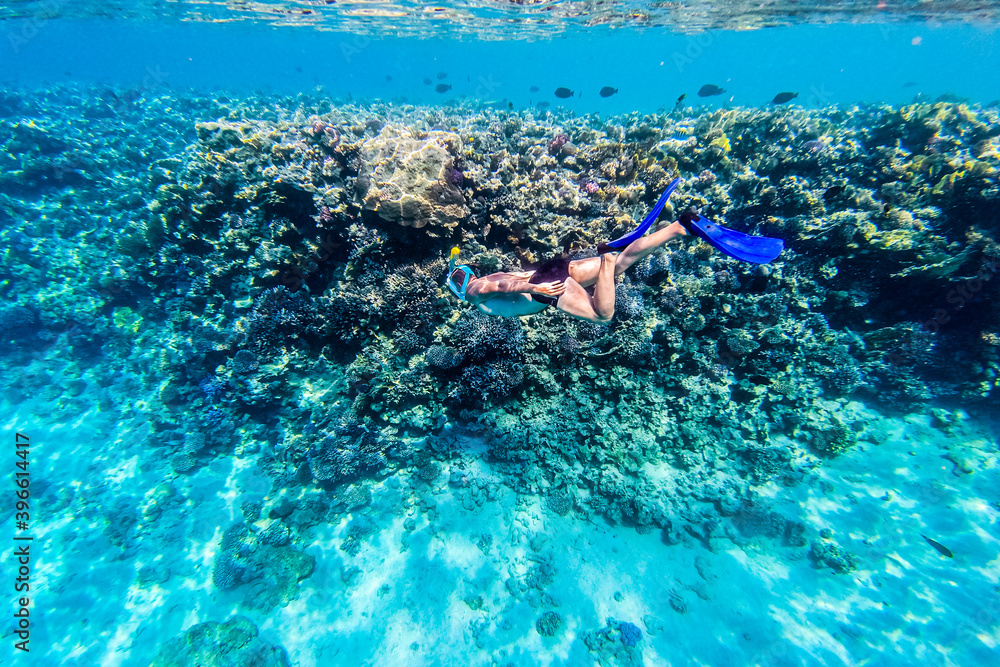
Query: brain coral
[[357, 126, 468, 234]]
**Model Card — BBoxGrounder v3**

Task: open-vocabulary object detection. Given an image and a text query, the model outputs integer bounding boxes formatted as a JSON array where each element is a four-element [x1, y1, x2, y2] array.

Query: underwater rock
[[809, 421, 858, 457], [104, 497, 140, 551], [536, 610, 563, 637], [0, 304, 39, 344], [618, 621, 642, 647], [150, 616, 290, 667], [809, 536, 858, 574], [211, 522, 315, 609], [544, 492, 573, 516], [582, 618, 644, 662], [357, 126, 468, 234]]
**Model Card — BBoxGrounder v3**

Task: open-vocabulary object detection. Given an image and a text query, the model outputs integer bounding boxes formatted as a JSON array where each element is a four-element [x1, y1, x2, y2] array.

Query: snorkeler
[[445, 178, 783, 323], [447, 223, 688, 322]]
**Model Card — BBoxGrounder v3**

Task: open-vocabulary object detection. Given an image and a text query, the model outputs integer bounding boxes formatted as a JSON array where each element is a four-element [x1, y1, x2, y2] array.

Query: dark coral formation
[[150, 616, 290, 667], [536, 610, 563, 637], [582, 618, 645, 662], [308, 411, 388, 484], [810, 533, 860, 574], [618, 621, 643, 647], [211, 522, 315, 610]]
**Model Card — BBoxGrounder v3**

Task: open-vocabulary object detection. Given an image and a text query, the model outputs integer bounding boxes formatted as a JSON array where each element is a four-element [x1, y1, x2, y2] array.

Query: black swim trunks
[[528, 256, 571, 307]]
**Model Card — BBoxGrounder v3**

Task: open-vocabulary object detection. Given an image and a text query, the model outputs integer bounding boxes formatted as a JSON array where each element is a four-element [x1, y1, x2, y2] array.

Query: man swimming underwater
[[446, 178, 784, 323]]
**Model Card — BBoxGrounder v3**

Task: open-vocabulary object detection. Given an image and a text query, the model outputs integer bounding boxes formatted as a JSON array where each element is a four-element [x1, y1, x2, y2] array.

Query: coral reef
[[3, 83, 998, 566], [535, 610, 563, 637], [150, 616, 290, 667], [358, 127, 468, 234], [582, 618, 644, 663], [308, 411, 388, 484], [618, 621, 643, 647], [212, 522, 315, 610], [809, 532, 859, 574]]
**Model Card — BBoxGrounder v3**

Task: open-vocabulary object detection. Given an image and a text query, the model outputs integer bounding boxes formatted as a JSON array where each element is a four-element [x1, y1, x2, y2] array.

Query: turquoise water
[[2, 2, 1000, 666], [4, 19, 1000, 109]]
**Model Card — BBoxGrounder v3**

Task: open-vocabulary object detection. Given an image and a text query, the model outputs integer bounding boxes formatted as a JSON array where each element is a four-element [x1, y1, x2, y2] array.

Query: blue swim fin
[[680, 212, 784, 264], [605, 177, 681, 249]]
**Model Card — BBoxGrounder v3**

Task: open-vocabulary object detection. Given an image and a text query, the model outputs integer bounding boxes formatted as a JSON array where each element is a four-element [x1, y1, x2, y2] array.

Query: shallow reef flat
[[1, 84, 998, 665]]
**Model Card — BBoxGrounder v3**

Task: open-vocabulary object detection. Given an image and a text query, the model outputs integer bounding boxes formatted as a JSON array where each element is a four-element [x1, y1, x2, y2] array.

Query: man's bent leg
[[555, 279, 603, 322], [567, 255, 603, 287], [569, 222, 687, 287], [614, 221, 687, 275], [558, 254, 617, 323], [556, 258, 615, 323], [592, 252, 616, 320]]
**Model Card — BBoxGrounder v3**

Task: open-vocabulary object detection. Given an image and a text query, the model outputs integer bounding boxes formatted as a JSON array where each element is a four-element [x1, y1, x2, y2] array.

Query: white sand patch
[[973, 556, 1000, 585]]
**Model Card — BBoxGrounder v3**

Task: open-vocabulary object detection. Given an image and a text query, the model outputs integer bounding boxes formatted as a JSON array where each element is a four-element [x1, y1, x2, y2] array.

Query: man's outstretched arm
[[467, 278, 564, 299]]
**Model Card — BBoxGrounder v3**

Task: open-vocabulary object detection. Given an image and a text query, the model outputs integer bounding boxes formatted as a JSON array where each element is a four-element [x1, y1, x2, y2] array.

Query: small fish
[[385, 75, 392, 82], [823, 186, 844, 201], [599, 86, 618, 98], [903, 81, 918, 88], [554, 87, 574, 99], [698, 84, 725, 97], [508, 101, 514, 110], [922, 535, 954, 558], [802, 139, 826, 153], [423, 77, 432, 85], [295, 65, 303, 73], [437, 71, 448, 79], [675, 93, 686, 108], [529, 85, 540, 93], [883, 203, 892, 214], [772, 91, 798, 104], [435, 83, 452, 93], [536, 101, 551, 109]]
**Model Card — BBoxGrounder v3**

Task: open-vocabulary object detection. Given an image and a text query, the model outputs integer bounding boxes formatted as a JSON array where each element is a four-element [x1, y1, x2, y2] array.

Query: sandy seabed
[[5, 395, 998, 667]]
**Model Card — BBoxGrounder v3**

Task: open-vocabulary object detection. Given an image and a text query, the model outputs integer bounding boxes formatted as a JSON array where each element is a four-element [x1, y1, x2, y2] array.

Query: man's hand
[[531, 281, 566, 297]]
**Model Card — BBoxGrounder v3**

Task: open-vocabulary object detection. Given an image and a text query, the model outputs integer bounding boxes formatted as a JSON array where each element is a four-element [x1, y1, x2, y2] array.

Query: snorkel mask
[[446, 247, 474, 301]]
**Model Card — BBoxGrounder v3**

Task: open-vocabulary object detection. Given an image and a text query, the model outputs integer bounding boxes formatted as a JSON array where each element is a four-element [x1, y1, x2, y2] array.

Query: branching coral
[[241, 286, 318, 353], [308, 415, 387, 484]]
